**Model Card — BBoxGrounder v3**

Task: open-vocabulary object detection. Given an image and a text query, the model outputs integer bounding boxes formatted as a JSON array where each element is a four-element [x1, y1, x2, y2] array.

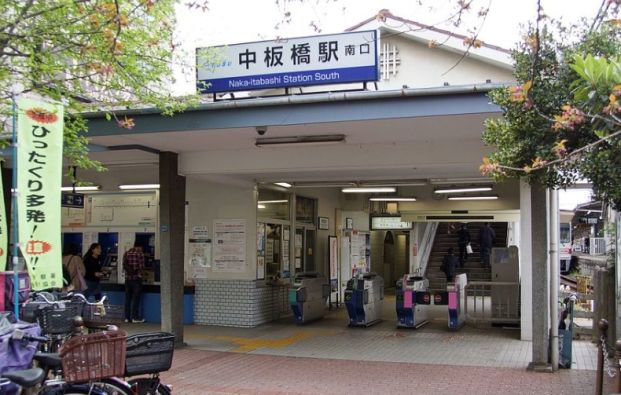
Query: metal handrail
[[464, 281, 520, 324], [419, 222, 438, 276]]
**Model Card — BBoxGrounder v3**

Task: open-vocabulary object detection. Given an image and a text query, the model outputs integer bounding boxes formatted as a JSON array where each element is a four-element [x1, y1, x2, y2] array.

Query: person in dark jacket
[[479, 222, 496, 268], [457, 223, 471, 268], [441, 247, 459, 282], [83, 243, 104, 301]]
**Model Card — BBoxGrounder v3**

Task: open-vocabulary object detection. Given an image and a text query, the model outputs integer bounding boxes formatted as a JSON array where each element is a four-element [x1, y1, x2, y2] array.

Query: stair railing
[[419, 222, 439, 276]]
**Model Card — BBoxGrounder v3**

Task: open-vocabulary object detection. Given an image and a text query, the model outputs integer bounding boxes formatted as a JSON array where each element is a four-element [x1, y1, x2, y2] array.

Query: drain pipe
[[550, 188, 560, 371]]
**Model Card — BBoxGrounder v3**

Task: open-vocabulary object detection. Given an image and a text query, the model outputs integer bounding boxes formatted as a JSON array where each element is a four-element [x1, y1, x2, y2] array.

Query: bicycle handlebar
[[69, 293, 107, 305], [11, 329, 49, 343], [31, 291, 107, 306]]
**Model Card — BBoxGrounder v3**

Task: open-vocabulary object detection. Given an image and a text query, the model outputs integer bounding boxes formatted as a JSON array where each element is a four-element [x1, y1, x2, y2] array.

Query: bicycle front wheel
[[39, 383, 108, 395], [92, 378, 134, 395], [128, 378, 172, 395]]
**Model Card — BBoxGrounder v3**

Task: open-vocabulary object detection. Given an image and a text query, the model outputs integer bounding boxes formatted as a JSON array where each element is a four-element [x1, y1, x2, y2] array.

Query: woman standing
[[62, 243, 86, 293], [83, 243, 104, 301]]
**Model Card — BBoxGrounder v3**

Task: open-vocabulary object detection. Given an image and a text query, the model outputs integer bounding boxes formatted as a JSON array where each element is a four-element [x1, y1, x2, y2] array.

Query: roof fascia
[[352, 19, 514, 70]]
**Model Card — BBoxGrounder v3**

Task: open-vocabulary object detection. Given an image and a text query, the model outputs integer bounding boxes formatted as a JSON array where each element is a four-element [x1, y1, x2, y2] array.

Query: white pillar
[[519, 179, 533, 341], [550, 189, 559, 371]]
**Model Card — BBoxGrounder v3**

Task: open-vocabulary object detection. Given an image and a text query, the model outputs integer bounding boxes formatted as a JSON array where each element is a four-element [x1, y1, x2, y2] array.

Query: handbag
[[466, 243, 473, 254], [67, 256, 87, 291]]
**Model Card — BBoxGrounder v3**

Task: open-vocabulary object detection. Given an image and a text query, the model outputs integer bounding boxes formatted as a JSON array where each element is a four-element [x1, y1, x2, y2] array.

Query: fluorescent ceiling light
[[256, 134, 345, 147], [274, 182, 292, 188], [257, 199, 288, 204], [342, 187, 396, 193], [257, 204, 266, 209], [118, 184, 160, 190], [435, 186, 492, 194], [61, 186, 101, 192], [448, 195, 499, 201], [369, 197, 417, 201], [362, 180, 426, 187], [430, 177, 491, 185]]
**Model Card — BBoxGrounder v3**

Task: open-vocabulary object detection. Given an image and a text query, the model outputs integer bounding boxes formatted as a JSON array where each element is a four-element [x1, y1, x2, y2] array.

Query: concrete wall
[[185, 176, 257, 281]]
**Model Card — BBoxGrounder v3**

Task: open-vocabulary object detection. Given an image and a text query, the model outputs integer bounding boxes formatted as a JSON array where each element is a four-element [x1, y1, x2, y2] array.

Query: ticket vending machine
[[395, 274, 431, 328], [344, 272, 384, 327], [289, 272, 330, 324], [446, 273, 467, 330]]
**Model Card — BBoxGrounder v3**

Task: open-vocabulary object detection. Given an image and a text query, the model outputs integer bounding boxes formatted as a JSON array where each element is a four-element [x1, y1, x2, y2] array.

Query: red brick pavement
[[160, 348, 609, 395]]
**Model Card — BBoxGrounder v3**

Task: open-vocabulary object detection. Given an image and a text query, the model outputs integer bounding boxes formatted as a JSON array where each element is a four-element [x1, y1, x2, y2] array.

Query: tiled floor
[[123, 296, 604, 394]]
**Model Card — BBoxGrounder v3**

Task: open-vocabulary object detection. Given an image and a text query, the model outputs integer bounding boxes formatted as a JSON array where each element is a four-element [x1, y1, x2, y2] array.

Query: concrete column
[[159, 151, 186, 346], [528, 181, 550, 370], [519, 179, 533, 341]]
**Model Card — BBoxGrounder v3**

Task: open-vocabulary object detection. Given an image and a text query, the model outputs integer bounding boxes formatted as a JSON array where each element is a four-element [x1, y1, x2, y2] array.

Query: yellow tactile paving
[[188, 328, 338, 352]]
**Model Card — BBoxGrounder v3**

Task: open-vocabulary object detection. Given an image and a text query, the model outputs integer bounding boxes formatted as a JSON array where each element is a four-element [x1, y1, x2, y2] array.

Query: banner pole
[[11, 96, 19, 318]]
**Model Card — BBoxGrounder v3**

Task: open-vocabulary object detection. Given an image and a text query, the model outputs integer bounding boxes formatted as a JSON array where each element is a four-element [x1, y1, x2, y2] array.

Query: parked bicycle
[[0, 318, 120, 395]]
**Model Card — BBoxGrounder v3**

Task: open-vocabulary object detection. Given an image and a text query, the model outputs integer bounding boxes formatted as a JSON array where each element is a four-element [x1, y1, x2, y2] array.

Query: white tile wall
[[194, 280, 290, 327]]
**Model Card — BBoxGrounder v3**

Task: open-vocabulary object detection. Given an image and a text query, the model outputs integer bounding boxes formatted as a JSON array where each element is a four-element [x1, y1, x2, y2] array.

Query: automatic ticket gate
[[344, 273, 384, 327], [396, 274, 431, 328], [289, 272, 330, 324], [443, 273, 467, 330]]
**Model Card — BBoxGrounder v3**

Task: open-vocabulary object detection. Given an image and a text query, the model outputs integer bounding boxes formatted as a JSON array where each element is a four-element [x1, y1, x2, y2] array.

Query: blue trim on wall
[[85, 92, 500, 137], [199, 66, 378, 93]]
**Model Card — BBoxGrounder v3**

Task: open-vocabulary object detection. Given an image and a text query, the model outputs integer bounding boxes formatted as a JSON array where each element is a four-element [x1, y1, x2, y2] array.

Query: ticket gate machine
[[344, 273, 384, 327], [396, 274, 431, 328], [446, 273, 467, 330], [289, 272, 330, 324]]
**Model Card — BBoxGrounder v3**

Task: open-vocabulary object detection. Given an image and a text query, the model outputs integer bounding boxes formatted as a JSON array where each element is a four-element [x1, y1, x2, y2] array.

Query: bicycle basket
[[124, 332, 175, 376], [38, 303, 83, 335], [60, 330, 126, 383]]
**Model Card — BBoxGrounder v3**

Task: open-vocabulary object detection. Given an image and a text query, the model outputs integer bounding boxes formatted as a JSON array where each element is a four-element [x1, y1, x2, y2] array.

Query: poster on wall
[[329, 236, 338, 287], [257, 256, 265, 280], [190, 238, 211, 279], [213, 219, 246, 272]]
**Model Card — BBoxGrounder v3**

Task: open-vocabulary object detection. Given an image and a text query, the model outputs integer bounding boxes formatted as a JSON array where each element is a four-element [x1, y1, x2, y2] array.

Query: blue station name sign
[[196, 30, 378, 93]]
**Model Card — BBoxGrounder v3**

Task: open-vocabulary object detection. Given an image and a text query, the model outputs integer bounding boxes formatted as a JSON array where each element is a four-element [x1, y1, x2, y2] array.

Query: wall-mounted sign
[[370, 216, 412, 230], [61, 193, 85, 208], [196, 30, 378, 93]]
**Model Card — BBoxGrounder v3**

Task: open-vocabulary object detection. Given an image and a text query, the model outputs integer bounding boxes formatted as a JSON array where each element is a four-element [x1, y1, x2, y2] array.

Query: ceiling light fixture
[[61, 186, 101, 192], [429, 177, 492, 185], [342, 187, 396, 193], [274, 182, 292, 188], [369, 197, 417, 201], [448, 195, 499, 201], [118, 184, 160, 190], [257, 199, 288, 204], [435, 186, 493, 194], [256, 134, 345, 147], [257, 204, 266, 209]]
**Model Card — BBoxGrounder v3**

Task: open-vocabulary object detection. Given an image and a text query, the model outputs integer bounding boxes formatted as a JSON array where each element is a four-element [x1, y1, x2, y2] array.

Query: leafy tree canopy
[[481, 2, 621, 209], [0, 0, 203, 173]]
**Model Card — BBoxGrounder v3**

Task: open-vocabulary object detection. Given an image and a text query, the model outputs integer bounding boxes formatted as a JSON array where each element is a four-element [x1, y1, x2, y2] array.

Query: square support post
[[159, 151, 186, 346]]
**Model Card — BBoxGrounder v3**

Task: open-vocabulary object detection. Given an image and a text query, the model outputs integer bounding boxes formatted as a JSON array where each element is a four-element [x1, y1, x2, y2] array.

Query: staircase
[[426, 222, 508, 294]]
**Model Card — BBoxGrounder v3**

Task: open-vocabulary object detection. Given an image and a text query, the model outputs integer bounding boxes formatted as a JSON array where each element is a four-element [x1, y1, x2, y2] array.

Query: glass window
[[257, 189, 289, 220]]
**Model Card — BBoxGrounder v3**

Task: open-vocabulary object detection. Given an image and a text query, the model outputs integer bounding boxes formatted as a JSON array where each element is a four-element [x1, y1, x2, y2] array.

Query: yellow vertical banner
[[17, 98, 64, 289], [0, 170, 7, 270]]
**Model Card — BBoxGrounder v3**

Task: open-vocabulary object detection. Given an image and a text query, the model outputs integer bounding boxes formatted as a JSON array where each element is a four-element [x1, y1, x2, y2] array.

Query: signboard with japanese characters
[[17, 97, 63, 289], [196, 30, 378, 93]]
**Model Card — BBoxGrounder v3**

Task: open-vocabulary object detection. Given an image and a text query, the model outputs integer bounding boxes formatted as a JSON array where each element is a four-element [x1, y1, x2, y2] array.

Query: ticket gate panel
[[345, 273, 383, 327], [446, 273, 467, 330], [395, 274, 430, 329], [289, 272, 328, 324]]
